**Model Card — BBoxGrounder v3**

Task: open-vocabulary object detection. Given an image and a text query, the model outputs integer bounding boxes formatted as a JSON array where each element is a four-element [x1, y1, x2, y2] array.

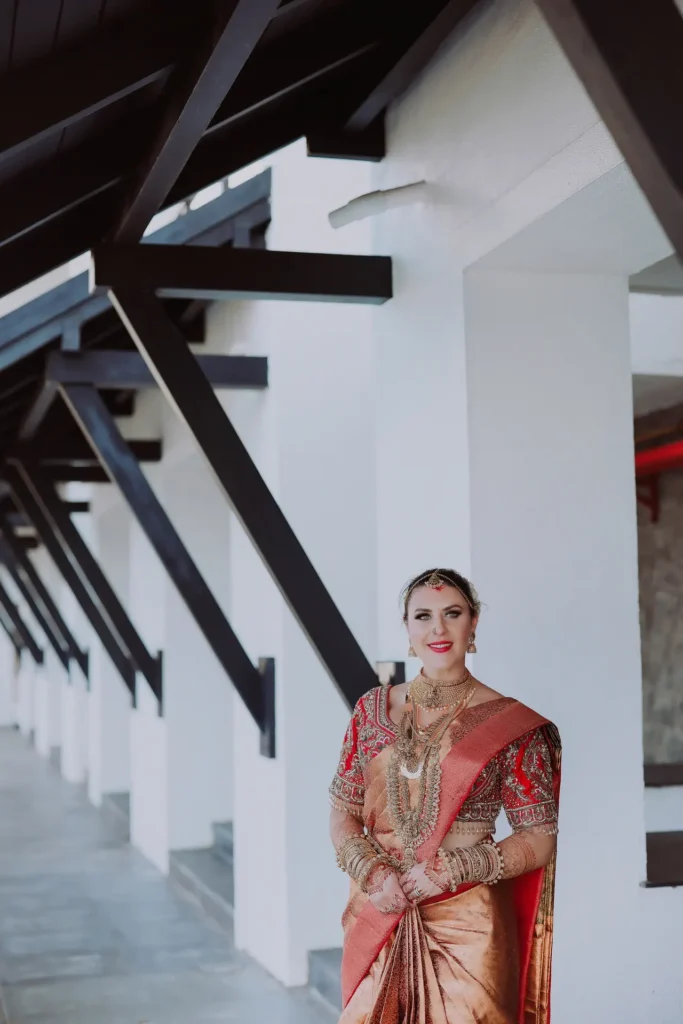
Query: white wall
[[631, 293, 683, 378]]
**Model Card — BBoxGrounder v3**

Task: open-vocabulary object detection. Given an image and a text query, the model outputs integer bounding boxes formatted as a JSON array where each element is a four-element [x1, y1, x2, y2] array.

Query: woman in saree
[[329, 568, 560, 1024]]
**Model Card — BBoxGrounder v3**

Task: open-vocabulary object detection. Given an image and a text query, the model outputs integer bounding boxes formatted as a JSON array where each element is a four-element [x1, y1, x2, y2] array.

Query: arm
[[403, 727, 559, 899], [329, 701, 410, 914]]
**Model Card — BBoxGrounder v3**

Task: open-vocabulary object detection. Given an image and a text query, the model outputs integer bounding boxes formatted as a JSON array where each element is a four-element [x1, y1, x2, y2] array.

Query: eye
[[414, 612, 431, 620], [446, 610, 462, 618]]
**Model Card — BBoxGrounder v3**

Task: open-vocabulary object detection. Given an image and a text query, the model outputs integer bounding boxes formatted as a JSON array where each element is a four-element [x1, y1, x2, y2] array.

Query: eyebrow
[[413, 603, 464, 613]]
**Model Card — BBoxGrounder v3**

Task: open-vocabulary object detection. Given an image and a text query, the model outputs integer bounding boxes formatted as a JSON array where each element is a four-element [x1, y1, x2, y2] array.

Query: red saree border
[[341, 699, 550, 1009]]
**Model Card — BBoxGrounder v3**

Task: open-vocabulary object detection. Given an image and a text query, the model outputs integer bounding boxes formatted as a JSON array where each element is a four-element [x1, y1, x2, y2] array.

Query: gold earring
[[408, 644, 416, 657], [467, 634, 477, 654]]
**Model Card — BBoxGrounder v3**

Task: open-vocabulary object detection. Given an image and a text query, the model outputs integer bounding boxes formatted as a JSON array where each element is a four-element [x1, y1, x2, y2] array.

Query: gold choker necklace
[[409, 669, 472, 710]]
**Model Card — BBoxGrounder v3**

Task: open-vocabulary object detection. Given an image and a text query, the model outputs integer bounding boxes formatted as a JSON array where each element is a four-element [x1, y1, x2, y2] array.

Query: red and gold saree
[[330, 687, 561, 1024]]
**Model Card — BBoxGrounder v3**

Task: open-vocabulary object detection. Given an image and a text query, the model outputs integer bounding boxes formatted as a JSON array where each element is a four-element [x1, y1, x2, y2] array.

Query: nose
[[432, 620, 446, 635]]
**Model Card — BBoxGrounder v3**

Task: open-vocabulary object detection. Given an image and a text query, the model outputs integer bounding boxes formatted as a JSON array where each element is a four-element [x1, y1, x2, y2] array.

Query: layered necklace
[[386, 669, 476, 868]]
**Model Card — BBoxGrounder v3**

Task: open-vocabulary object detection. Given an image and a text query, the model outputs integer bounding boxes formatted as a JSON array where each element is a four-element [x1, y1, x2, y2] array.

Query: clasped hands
[[367, 858, 447, 915]]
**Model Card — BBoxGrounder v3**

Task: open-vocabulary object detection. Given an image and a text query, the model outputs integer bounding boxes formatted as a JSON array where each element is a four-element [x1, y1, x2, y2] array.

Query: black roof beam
[[0, 611, 22, 658], [345, 0, 480, 131], [91, 246, 393, 303], [537, 0, 683, 257], [5, 463, 158, 703], [306, 118, 386, 162], [0, 12, 198, 162], [0, 173, 271, 381], [16, 439, 162, 466], [58, 383, 270, 739], [108, 290, 378, 710], [0, 578, 43, 665], [111, 0, 281, 243], [0, 539, 70, 671], [46, 351, 268, 392], [0, 515, 89, 677]]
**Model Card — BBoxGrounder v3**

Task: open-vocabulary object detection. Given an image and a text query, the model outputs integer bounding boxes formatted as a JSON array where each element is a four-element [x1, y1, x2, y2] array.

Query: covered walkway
[[0, 728, 333, 1024]]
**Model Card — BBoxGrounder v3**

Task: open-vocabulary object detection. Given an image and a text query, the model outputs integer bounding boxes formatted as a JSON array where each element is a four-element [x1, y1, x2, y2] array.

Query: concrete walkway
[[0, 728, 335, 1024]]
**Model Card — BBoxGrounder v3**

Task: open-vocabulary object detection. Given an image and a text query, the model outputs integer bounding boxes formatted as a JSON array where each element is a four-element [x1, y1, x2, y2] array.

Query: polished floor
[[0, 728, 335, 1024]]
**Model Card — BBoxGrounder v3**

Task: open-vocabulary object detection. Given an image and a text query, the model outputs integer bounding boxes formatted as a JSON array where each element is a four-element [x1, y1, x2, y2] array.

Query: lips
[[428, 642, 453, 653]]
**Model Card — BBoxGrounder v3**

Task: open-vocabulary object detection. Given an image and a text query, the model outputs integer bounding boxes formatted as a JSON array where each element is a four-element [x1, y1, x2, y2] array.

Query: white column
[[58, 486, 93, 785], [0, 629, 17, 726], [160, 445, 233, 852], [464, 269, 645, 1022], [16, 649, 36, 739], [31, 549, 66, 761], [88, 492, 132, 806], [127, 453, 168, 874], [228, 144, 378, 985]]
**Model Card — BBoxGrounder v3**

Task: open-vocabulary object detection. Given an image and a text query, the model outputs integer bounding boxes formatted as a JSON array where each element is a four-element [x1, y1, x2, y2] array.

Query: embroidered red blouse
[[329, 686, 558, 835]]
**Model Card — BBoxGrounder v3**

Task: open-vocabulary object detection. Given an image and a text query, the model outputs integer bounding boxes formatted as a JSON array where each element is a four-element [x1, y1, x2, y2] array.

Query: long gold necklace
[[386, 683, 476, 868], [410, 668, 471, 710]]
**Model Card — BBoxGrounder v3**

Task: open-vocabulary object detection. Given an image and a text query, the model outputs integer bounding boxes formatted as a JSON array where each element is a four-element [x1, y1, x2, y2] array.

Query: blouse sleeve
[[329, 701, 366, 820], [500, 727, 559, 835]]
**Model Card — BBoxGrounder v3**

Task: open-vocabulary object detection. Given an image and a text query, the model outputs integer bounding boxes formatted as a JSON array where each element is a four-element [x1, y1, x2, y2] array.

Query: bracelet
[[438, 840, 505, 889], [336, 834, 391, 892]]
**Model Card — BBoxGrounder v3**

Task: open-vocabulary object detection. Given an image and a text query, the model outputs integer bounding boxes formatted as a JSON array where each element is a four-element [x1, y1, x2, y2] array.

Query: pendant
[[400, 761, 423, 779]]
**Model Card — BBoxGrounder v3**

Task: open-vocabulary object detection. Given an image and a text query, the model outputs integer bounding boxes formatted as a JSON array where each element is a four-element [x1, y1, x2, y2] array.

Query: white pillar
[[161, 447, 233, 852], [464, 269, 645, 1022], [227, 145, 378, 985], [0, 630, 17, 726], [127, 439, 168, 873], [31, 549, 66, 760], [58, 486, 94, 785], [88, 493, 132, 806], [34, 647, 63, 759], [16, 649, 36, 739]]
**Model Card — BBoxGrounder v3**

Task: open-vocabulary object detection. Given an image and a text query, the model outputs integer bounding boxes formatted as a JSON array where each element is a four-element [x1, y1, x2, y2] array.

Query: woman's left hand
[[399, 860, 446, 903]]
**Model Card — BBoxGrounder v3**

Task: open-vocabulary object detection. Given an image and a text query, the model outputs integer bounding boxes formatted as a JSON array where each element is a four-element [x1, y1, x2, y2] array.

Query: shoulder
[[352, 685, 384, 718]]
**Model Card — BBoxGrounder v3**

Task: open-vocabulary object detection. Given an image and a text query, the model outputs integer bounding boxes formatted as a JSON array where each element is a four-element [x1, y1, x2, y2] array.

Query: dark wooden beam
[[206, 6, 381, 139], [108, 290, 378, 710], [0, 171, 271, 383], [306, 117, 386, 161], [46, 351, 268, 391], [537, 0, 683, 256], [59, 383, 268, 733], [92, 245, 393, 303], [0, 12, 194, 162], [5, 463, 158, 702], [111, 0, 281, 242], [0, 516, 89, 677], [41, 466, 111, 484], [0, 579, 43, 665], [17, 439, 163, 466], [0, 539, 70, 671], [346, 0, 480, 131], [0, 611, 22, 658], [5, 503, 90, 527]]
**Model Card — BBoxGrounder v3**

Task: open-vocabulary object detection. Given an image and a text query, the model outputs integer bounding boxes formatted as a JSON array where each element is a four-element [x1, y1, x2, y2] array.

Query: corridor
[[0, 729, 334, 1024]]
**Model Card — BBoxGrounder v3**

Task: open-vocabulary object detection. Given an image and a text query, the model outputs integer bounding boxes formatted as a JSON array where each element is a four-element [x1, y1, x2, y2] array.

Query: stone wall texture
[[638, 469, 683, 763]]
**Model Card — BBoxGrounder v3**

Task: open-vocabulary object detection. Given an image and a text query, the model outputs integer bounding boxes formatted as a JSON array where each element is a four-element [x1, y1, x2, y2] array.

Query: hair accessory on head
[[424, 572, 447, 590]]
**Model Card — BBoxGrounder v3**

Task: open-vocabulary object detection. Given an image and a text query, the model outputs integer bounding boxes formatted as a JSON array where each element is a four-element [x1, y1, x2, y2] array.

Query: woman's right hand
[[366, 866, 411, 915]]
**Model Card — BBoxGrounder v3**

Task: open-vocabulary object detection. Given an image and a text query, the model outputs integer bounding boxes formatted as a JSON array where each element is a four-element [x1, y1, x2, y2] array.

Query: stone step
[[212, 820, 233, 865], [101, 791, 130, 841], [170, 847, 234, 932], [308, 947, 342, 1013]]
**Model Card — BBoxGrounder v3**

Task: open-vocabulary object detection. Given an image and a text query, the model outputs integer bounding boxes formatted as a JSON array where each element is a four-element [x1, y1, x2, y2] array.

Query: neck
[[421, 662, 467, 683]]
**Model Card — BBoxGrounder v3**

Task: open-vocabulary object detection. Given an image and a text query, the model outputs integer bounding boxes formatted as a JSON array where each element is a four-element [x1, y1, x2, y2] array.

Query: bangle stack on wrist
[[437, 841, 504, 890], [336, 835, 391, 893]]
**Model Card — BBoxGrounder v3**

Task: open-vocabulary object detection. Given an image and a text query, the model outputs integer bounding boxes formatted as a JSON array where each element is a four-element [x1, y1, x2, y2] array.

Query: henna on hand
[[366, 863, 393, 896], [500, 832, 538, 878]]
